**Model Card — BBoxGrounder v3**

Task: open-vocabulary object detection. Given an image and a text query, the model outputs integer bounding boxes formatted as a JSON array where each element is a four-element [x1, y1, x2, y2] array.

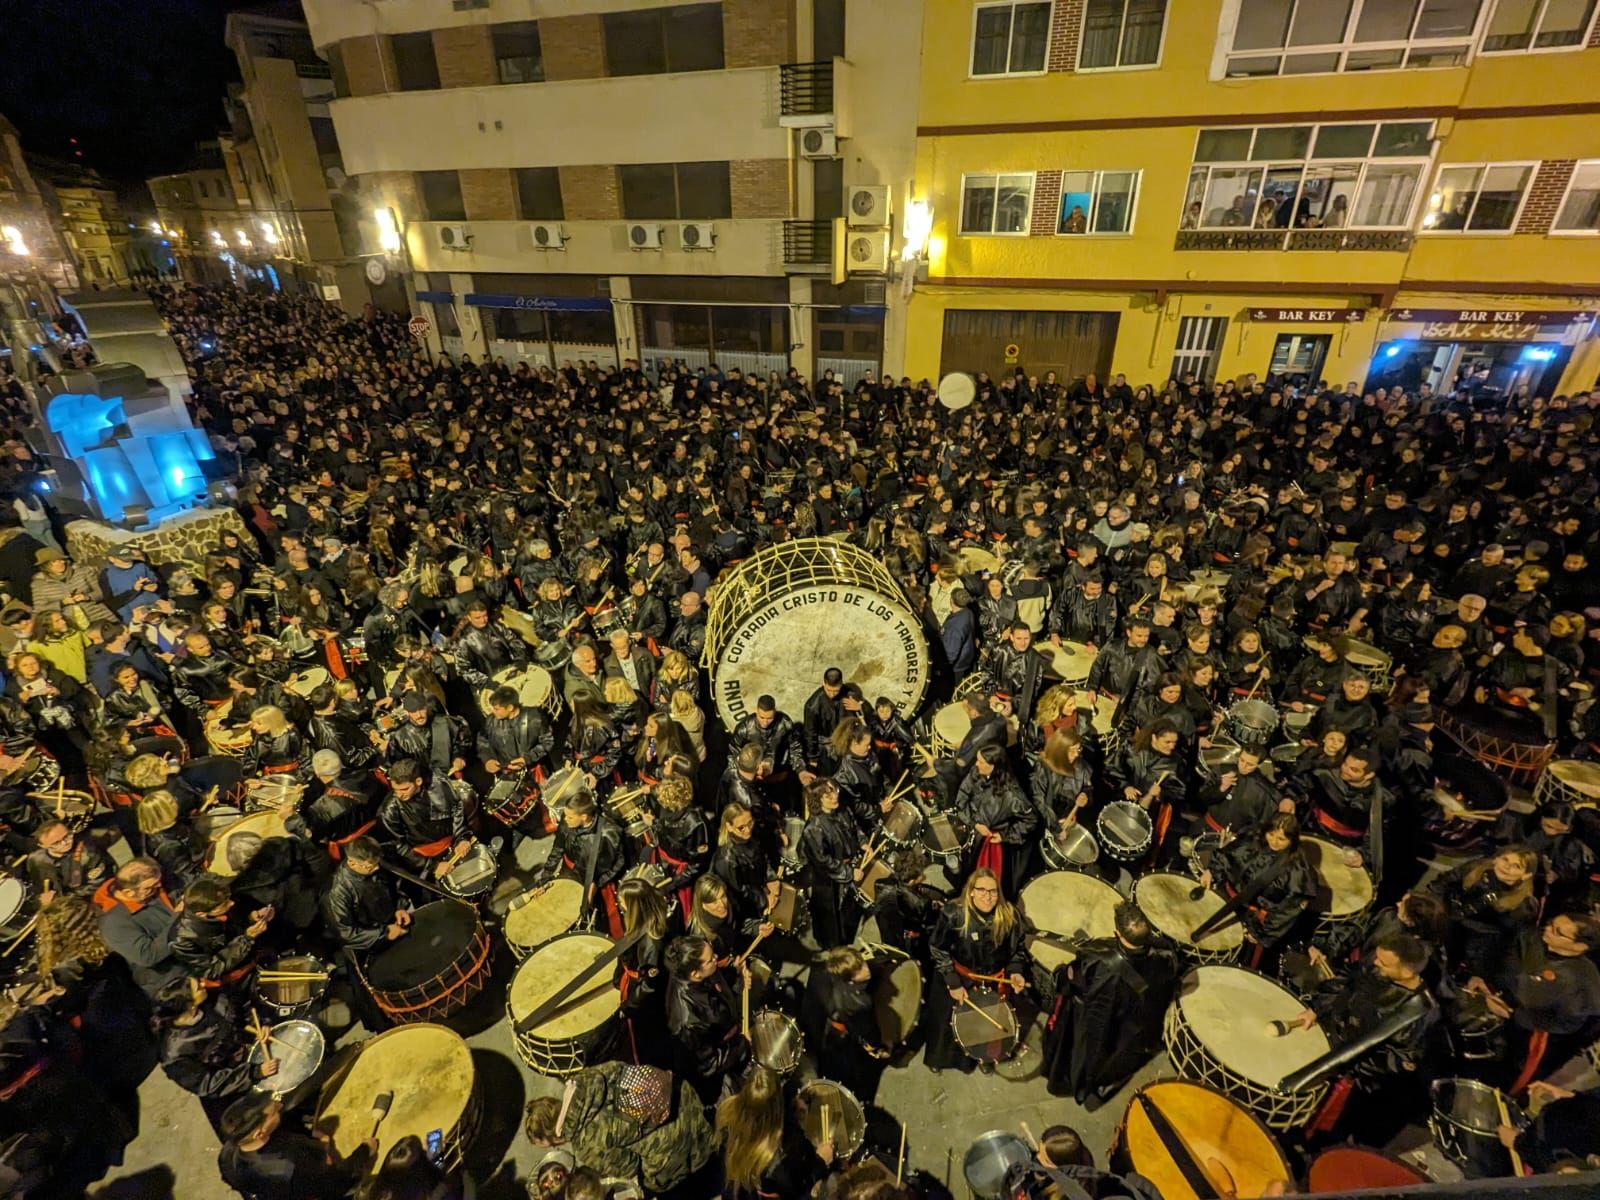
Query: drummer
[[476, 683, 557, 830], [325, 834, 411, 955], [990, 623, 1050, 724], [924, 868, 1030, 1074], [664, 934, 752, 1102], [954, 745, 1039, 898], [799, 945, 890, 1103], [376, 758, 474, 877], [1198, 813, 1316, 969], [217, 1093, 377, 1200], [1192, 746, 1286, 843], [799, 778, 865, 949], [1307, 673, 1379, 743], [1026, 727, 1096, 840], [642, 775, 709, 918], [154, 977, 280, 1133], [530, 791, 629, 937], [239, 705, 311, 782]]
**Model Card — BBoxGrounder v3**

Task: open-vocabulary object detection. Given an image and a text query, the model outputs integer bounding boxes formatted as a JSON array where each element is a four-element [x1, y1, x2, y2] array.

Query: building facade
[[0, 115, 79, 291], [907, 0, 1600, 399], [300, 0, 924, 378], [147, 143, 257, 284]]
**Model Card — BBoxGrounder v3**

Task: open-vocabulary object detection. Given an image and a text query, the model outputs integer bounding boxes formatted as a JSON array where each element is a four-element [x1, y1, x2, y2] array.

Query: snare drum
[[249, 1018, 324, 1098], [505, 878, 587, 960], [1197, 736, 1243, 784], [950, 989, 1018, 1064], [863, 942, 923, 1050], [1018, 870, 1120, 970], [920, 811, 969, 865], [242, 775, 303, 812], [1133, 873, 1243, 965], [1281, 706, 1318, 740], [1163, 965, 1330, 1129], [1343, 638, 1393, 695], [1430, 1078, 1527, 1179], [508, 931, 620, 1076], [963, 1131, 1033, 1200], [768, 881, 804, 933], [256, 954, 330, 1019], [30, 790, 98, 835], [362, 900, 492, 1025], [207, 811, 291, 878], [204, 699, 252, 757], [540, 766, 589, 818], [1534, 759, 1600, 810], [441, 844, 498, 901], [929, 701, 972, 757], [854, 857, 894, 907], [316, 1023, 479, 1171], [879, 799, 923, 847], [1224, 699, 1278, 750], [478, 664, 563, 722], [607, 786, 650, 837], [750, 1009, 803, 1075], [1041, 641, 1095, 687], [1097, 800, 1153, 862], [1038, 820, 1098, 871], [1302, 836, 1374, 932], [1115, 1079, 1294, 1200], [797, 1079, 866, 1159], [484, 771, 539, 825]]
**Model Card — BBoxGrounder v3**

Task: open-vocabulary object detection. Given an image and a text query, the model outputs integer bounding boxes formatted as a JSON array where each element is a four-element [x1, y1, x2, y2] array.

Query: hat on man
[[34, 547, 65, 567]]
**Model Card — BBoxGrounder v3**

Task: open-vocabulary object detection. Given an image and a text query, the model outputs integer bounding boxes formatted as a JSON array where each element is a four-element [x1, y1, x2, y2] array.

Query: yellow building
[[907, 0, 1600, 399]]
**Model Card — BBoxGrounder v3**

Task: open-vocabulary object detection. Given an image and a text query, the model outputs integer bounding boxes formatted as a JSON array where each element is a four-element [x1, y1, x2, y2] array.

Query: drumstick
[[54, 778, 65, 819], [1494, 1088, 1525, 1176], [741, 974, 750, 1038], [960, 993, 1007, 1032], [896, 1121, 907, 1183], [735, 926, 770, 968], [1, 915, 39, 956], [544, 769, 584, 807], [257, 970, 330, 982], [1019, 1121, 1038, 1150], [8, 853, 26, 868], [1243, 658, 1270, 702], [821, 1099, 832, 1149]]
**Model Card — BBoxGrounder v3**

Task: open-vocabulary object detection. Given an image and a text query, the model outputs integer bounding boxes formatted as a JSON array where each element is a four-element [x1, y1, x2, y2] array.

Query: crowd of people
[[2, 281, 1599, 1199]]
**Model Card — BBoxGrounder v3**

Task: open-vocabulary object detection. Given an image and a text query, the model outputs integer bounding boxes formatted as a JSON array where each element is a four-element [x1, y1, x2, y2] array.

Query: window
[[1481, 0, 1597, 50], [1420, 162, 1532, 231], [971, 2, 1052, 75], [1057, 170, 1140, 233], [1079, 0, 1168, 68], [960, 174, 1035, 234], [515, 167, 563, 221], [493, 22, 543, 83], [391, 32, 440, 91], [603, 4, 724, 76], [1182, 121, 1434, 230], [620, 162, 731, 220], [198, 180, 209, 199], [1222, 0, 1485, 76], [1171, 316, 1228, 384], [1553, 161, 1600, 233], [419, 170, 467, 221]]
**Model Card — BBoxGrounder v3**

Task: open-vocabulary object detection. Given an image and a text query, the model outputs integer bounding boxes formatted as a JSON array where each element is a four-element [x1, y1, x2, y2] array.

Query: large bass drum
[[1113, 1079, 1294, 1200], [703, 539, 930, 730]]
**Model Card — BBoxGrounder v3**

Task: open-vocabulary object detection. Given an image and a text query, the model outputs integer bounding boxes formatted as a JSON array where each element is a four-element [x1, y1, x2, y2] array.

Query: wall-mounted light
[[901, 199, 933, 261], [209, 230, 226, 247], [374, 206, 402, 253], [2, 225, 29, 256], [259, 223, 279, 246], [148, 220, 163, 235], [236, 230, 251, 248]]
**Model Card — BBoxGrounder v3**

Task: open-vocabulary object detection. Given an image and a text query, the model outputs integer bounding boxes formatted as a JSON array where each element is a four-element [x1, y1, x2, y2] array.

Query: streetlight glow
[[1, 225, 29, 256], [373, 206, 402, 253]]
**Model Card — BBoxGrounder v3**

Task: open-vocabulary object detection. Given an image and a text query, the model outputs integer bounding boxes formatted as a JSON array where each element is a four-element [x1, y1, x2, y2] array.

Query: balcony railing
[[1175, 228, 1413, 252], [780, 61, 835, 119], [782, 220, 833, 269]]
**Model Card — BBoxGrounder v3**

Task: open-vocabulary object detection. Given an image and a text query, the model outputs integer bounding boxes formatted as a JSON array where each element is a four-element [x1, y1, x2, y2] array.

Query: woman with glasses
[[922, 867, 1030, 1074]]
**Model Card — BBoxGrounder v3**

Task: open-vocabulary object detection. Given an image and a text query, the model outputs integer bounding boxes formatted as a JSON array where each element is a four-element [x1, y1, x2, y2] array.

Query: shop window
[[960, 174, 1035, 235], [1481, 0, 1597, 50], [1269, 332, 1331, 380], [1057, 170, 1139, 234], [1420, 163, 1532, 232], [1553, 161, 1600, 233], [972, 2, 1052, 75], [1078, 0, 1168, 69], [1221, 0, 1485, 77]]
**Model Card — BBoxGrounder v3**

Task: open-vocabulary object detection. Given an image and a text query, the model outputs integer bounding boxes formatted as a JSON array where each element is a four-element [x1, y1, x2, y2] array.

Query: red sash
[[260, 761, 299, 776], [412, 835, 452, 858], [1313, 807, 1364, 840]]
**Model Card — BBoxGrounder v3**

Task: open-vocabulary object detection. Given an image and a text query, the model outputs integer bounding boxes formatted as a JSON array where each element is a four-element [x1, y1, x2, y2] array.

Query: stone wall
[[65, 507, 250, 571]]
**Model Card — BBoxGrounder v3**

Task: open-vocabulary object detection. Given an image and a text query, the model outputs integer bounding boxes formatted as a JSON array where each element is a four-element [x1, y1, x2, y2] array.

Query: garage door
[[939, 309, 1119, 384]]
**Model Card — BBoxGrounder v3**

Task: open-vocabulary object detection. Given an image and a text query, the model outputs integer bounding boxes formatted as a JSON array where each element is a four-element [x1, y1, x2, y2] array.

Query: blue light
[[1383, 345, 1401, 358], [171, 467, 187, 487], [35, 478, 51, 493], [1522, 346, 1555, 362]]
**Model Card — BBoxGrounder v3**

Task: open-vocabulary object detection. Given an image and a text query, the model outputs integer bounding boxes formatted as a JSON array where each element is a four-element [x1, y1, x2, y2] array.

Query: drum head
[[1302, 837, 1374, 918], [797, 1080, 866, 1157], [1175, 966, 1329, 1088], [259, 954, 328, 1010], [1134, 873, 1244, 952], [951, 991, 1017, 1062], [1306, 1146, 1426, 1192], [1097, 801, 1153, 859], [0, 876, 26, 925], [1042, 641, 1094, 683], [509, 932, 619, 1038], [251, 1019, 324, 1095], [1121, 1080, 1293, 1200], [496, 665, 555, 709], [208, 811, 290, 878], [883, 800, 922, 841], [1088, 694, 1118, 736], [1042, 821, 1098, 868], [867, 945, 923, 1048], [316, 1023, 473, 1164], [751, 1010, 802, 1073], [932, 702, 972, 747], [1019, 871, 1120, 969], [541, 768, 589, 812], [963, 1131, 1033, 1200], [286, 667, 330, 698], [1549, 759, 1600, 800], [366, 901, 483, 992]]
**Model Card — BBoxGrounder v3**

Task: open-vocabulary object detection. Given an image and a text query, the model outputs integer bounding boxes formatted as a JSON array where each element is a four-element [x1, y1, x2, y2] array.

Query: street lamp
[[373, 206, 402, 254], [2, 225, 29, 256]]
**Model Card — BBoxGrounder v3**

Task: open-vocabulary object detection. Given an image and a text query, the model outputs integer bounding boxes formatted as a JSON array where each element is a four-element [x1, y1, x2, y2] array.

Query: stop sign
[[408, 315, 431, 340]]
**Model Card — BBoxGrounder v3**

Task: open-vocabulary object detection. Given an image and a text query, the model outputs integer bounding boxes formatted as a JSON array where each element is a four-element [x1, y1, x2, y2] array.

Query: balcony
[[1175, 229, 1414, 252], [782, 220, 833, 271], [780, 61, 834, 127]]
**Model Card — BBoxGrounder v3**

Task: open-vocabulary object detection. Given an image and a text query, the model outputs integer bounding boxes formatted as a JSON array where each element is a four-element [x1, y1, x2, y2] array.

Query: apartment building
[[300, 0, 923, 379], [908, 0, 1600, 399], [147, 142, 257, 284], [0, 114, 78, 291], [28, 160, 133, 287]]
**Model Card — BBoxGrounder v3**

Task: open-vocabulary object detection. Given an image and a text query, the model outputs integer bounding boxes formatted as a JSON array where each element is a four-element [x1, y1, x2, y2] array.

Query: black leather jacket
[[476, 706, 555, 770], [172, 653, 234, 711], [451, 621, 528, 689], [730, 712, 805, 775], [325, 861, 399, 954]]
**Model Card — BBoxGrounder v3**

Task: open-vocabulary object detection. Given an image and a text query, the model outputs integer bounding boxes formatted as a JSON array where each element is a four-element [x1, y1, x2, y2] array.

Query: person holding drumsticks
[[377, 757, 475, 878], [955, 745, 1039, 899], [1199, 813, 1316, 971], [923, 868, 1030, 1074], [664, 934, 752, 1103]]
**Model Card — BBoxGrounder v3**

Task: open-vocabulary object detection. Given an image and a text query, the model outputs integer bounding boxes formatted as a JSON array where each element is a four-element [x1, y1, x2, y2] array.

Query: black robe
[[1042, 936, 1182, 1101], [923, 905, 1030, 1071]]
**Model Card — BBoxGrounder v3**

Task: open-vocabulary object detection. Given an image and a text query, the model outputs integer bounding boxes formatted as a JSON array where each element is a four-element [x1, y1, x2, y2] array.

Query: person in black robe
[[1199, 813, 1316, 971], [154, 979, 276, 1133], [216, 1093, 375, 1200], [868, 847, 945, 966], [923, 868, 1030, 1073], [614, 875, 673, 1069], [800, 944, 889, 1104], [664, 934, 751, 1102], [955, 745, 1040, 898], [1042, 901, 1182, 1110], [799, 778, 864, 949]]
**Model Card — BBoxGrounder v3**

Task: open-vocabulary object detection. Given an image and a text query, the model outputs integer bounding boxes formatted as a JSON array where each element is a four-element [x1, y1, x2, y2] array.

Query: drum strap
[[513, 927, 644, 1035], [1131, 1093, 1219, 1200]]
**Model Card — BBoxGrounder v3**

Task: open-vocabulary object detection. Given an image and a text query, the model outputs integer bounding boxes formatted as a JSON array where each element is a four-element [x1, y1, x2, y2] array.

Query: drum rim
[[1125, 1076, 1295, 1182], [1173, 965, 1331, 1089], [796, 1077, 867, 1150], [1302, 836, 1375, 916], [1097, 800, 1154, 851], [364, 900, 489, 999], [1429, 1077, 1524, 1135], [950, 987, 1019, 1057], [505, 877, 586, 946], [250, 1018, 325, 1093]]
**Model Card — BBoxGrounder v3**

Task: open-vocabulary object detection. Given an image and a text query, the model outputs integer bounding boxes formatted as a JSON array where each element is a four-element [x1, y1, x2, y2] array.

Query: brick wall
[[1590, 14, 1600, 46], [434, 25, 496, 88], [725, 0, 793, 69], [1048, 0, 1084, 72], [729, 159, 790, 218], [1030, 170, 1062, 235], [340, 36, 393, 96], [1516, 160, 1576, 234], [367, 171, 422, 224], [542, 14, 607, 81], [460, 169, 517, 221], [560, 165, 621, 221]]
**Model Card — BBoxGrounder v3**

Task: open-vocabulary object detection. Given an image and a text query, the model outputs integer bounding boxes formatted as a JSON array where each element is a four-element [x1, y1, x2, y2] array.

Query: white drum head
[[937, 372, 976, 410], [1019, 870, 1120, 970], [1302, 837, 1374, 918], [316, 1024, 473, 1164], [1134, 873, 1244, 952], [1175, 965, 1329, 1087]]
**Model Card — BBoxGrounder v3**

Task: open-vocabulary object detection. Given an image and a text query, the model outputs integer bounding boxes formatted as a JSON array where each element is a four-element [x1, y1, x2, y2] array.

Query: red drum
[[1306, 1146, 1427, 1192], [361, 900, 492, 1025], [1437, 708, 1555, 787]]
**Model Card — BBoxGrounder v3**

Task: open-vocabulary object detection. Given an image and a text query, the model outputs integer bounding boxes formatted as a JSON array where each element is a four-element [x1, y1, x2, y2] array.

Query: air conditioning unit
[[847, 185, 890, 228], [627, 222, 664, 250], [530, 222, 567, 250], [844, 229, 890, 273], [800, 128, 838, 159], [679, 222, 716, 251], [437, 223, 472, 250]]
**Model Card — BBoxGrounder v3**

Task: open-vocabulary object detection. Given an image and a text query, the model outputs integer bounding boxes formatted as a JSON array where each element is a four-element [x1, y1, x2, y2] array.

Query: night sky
[[0, 0, 243, 188]]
